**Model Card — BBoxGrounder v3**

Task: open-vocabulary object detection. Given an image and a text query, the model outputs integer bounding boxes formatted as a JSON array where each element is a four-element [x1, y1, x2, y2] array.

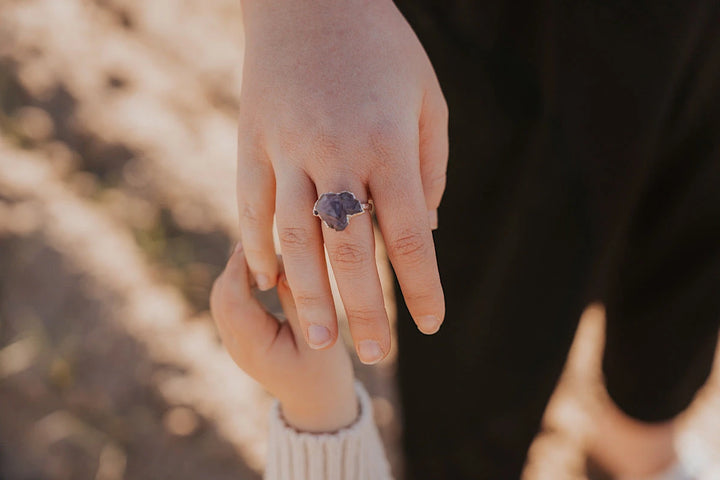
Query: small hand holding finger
[[210, 245, 356, 432]]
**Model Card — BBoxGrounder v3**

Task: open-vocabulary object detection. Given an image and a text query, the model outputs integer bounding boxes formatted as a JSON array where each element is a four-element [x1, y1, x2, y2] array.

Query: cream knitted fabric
[[265, 382, 392, 480]]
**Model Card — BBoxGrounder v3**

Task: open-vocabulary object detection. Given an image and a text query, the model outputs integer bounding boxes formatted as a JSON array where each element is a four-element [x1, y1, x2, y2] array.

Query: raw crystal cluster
[[313, 191, 364, 231]]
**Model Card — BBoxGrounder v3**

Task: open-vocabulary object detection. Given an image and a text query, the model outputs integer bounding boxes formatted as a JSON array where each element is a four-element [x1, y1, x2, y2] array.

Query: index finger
[[369, 171, 445, 334]]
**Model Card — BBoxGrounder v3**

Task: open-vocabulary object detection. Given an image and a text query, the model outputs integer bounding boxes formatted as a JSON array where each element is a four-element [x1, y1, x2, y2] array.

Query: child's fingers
[[212, 243, 282, 358], [276, 272, 307, 349], [221, 242, 253, 289]]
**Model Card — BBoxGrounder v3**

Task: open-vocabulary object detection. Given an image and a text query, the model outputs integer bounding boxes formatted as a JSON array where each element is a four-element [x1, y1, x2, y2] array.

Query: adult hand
[[210, 245, 357, 432], [237, 0, 448, 364]]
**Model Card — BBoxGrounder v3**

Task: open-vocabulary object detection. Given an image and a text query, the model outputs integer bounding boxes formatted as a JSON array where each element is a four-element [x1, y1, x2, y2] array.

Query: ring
[[313, 191, 373, 231]]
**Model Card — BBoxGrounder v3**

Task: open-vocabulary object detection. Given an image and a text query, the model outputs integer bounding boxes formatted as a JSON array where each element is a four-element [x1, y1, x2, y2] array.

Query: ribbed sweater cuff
[[264, 381, 392, 480]]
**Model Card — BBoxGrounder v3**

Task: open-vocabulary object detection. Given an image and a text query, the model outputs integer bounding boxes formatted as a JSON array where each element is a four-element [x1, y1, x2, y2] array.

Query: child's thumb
[[211, 243, 282, 359]]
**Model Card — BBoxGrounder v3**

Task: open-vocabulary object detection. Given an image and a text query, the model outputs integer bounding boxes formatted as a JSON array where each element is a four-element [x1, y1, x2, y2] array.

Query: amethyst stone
[[313, 191, 364, 231]]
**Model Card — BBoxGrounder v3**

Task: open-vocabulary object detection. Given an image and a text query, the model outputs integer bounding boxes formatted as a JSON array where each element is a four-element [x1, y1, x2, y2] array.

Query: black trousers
[[392, 1, 720, 478]]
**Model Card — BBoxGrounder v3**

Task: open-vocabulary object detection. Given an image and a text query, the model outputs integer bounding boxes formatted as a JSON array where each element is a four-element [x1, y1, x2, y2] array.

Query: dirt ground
[[1, 1, 719, 479]]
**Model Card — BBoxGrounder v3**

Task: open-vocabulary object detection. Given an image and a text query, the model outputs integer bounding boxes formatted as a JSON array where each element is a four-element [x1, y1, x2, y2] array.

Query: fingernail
[[357, 340, 384, 365], [255, 273, 273, 291], [428, 210, 439, 230], [307, 325, 332, 349], [417, 315, 441, 334]]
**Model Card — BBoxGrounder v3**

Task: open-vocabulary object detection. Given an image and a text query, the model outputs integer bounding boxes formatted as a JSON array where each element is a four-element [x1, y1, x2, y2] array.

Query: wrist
[[280, 385, 359, 433]]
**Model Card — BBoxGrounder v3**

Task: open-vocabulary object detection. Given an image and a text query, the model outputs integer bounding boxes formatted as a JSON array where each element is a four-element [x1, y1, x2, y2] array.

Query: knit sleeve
[[264, 381, 393, 480]]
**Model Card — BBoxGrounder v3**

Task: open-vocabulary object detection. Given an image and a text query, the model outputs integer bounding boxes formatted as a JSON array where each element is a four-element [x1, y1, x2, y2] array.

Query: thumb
[[211, 243, 282, 359]]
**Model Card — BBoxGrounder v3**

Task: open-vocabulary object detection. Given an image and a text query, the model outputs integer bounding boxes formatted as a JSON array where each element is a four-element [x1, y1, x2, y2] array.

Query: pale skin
[[210, 244, 357, 432], [583, 310, 678, 478], [232, 0, 681, 472], [211, 248, 683, 465], [236, 0, 449, 365], [588, 400, 677, 478]]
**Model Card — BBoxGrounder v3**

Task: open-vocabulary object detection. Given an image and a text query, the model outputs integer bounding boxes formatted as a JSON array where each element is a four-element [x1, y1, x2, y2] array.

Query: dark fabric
[[392, 1, 720, 478]]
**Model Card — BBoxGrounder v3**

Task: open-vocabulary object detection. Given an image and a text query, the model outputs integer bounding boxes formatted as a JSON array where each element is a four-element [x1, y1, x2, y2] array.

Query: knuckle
[[345, 305, 384, 328], [296, 121, 356, 173], [310, 129, 345, 161], [242, 245, 270, 266], [278, 226, 312, 252], [328, 242, 371, 268], [240, 204, 264, 229], [293, 292, 326, 310], [291, 115, 349, 165], [275, 123, 306, 157], [388, 229, 430, 260], [405, 288, 443, 309], [368, 119, 410, 161]]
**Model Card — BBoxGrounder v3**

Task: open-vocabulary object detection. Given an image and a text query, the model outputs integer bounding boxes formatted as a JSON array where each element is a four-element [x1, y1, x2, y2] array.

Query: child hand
[[210, 244, 358, 433]]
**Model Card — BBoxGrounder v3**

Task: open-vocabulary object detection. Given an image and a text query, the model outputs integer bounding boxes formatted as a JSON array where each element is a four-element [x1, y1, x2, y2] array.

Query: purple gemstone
[[313, 192, 364, 231]]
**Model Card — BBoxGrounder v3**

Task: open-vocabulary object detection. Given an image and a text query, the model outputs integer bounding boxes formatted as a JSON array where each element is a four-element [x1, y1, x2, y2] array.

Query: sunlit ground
[[1, 1, 718, 479]]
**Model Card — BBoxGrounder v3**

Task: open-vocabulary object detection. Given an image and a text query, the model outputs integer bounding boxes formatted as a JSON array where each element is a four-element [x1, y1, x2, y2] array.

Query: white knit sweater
[[265, 382, 392, 480]]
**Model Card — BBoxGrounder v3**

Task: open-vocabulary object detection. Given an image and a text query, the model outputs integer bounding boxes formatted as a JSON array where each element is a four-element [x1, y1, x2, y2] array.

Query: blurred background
[[0, 1, 719, 479]]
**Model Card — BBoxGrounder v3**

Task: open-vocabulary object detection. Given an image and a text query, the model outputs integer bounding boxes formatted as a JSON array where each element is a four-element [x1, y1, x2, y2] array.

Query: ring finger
[[315, 178, 390, 365]]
